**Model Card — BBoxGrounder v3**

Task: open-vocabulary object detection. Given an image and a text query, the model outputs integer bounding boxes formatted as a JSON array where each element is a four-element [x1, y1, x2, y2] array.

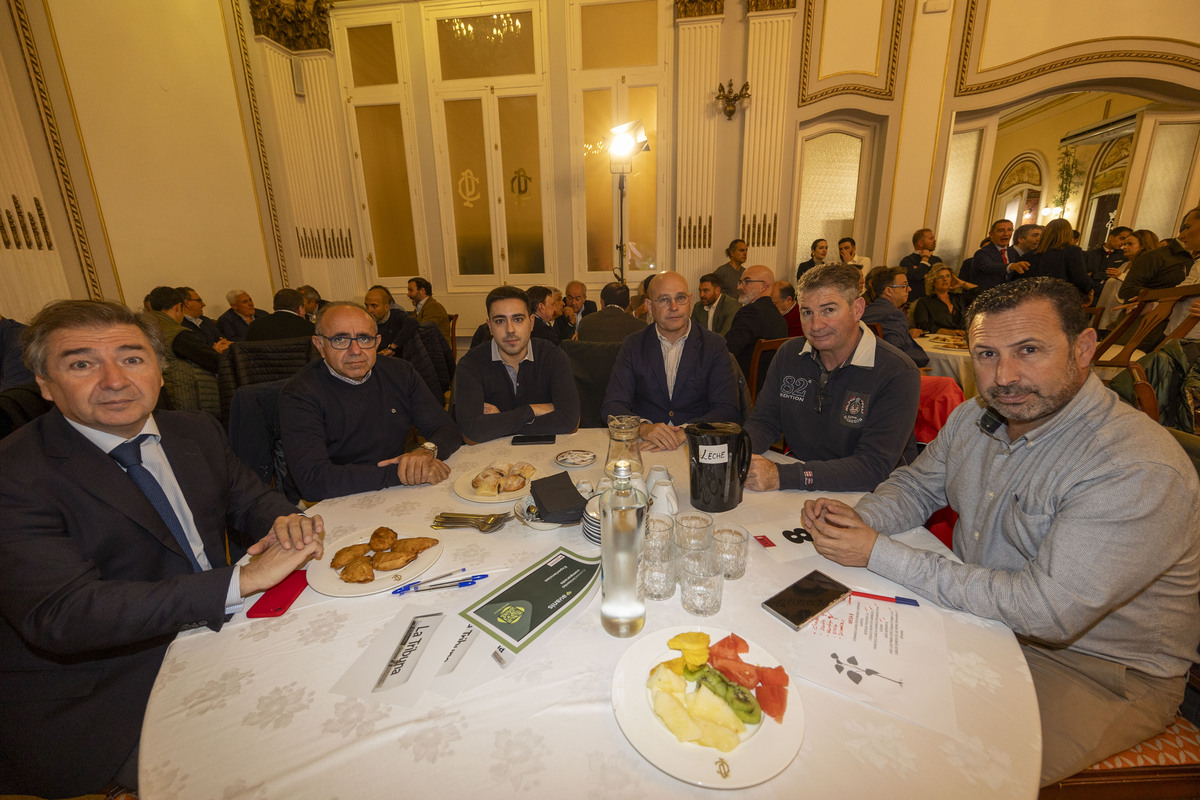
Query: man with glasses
[[602, 272, 738, 452], [725, 264, 789, 394], [176, 286, 229, 352], [861, 266, 930, 367], [279, 302, 461, 501], [553, 280, 597, 340], [743, 264, 920, 492]]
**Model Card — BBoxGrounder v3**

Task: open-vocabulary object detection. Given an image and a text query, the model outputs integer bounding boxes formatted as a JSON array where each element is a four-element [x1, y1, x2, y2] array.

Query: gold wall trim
[[8, 0, 102, 299], [997, 159, 1040, 194], [955, 0, 1200, 97], [230, 0, 289, 286], [250, 0, 330, 51], [798, 0, 905, 106], [675, 0, 723, 18], [747, 0, 796, 10]]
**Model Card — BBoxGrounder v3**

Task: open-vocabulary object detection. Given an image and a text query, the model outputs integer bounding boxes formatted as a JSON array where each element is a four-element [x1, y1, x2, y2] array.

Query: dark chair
[[748, 337, 788, 404], [448, 313, 460, 360], [729, 353, 751, 425], [0, 382, 53, 440], [228, 337, 318, 389], [561, 339, 623, 428]]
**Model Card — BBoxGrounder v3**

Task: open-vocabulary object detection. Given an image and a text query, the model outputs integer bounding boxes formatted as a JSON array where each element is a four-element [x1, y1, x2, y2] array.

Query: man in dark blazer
[[553, 280, 598, 340], [690, 272, 737, 336], [216, 288, 269, 341], [970, 219, 1023, 290], [725, 264, 789, 393], [245, 288, 316, 341], [577, 281, 645, 342], [176, 285, 228, 352], [860, 266, 930, 367], [0, 300, 323, 798], [602, 272, 738, 451]]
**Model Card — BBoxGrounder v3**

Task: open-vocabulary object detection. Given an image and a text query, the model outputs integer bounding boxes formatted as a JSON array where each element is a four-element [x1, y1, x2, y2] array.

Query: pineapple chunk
[[646, 664, 687, 699], [652, 689, 702, 742], [695, 719, 741, 753], [687, 684, 746, 733]]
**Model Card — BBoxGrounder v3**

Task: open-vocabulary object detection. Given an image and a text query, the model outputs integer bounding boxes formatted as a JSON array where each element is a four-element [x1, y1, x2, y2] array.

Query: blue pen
[[408, 579, 479, 593], [851, 591, 919, 607], [394, 573, 491, 595]]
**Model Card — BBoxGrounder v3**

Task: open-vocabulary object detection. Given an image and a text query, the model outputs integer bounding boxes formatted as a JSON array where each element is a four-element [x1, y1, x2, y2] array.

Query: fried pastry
[[339, 556, 374, 583], [490, 462, 513, 475], [369, 526, 398, 551], [509, 462, 536, 479], [475, 475, 501, 496], [391, 536, 439, 558], [472, 468, 503, 489], [371, 550, 416, 571], [500, 474, 526, 493], [330, 543, 371, 569]]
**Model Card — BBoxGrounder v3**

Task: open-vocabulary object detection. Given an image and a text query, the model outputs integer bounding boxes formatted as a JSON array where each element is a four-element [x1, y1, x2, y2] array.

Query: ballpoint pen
[[393, 567, 466, 594], [407, 578, 484, 593], [850, 591, 920, 606]]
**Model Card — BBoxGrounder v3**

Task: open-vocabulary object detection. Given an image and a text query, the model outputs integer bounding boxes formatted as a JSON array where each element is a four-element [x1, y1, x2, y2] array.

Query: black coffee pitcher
[[683, 422, 752, 513]]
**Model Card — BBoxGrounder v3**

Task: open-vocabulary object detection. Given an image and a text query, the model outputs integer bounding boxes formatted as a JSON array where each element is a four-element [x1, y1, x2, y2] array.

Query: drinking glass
[[713, 525, 749, 580], [645, 513, 674, 543], [641, 537, 680, 601], [674, 512, 713, 554], [680, 551, 724, 616]]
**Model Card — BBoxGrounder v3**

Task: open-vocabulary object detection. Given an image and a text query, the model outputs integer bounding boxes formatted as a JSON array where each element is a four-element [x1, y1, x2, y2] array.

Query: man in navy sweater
[[279, 303, 462, 501], [454, 286, 580, 443]]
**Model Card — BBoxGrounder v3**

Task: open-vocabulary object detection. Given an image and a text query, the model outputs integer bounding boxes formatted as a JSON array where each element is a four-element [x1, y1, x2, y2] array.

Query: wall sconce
[[715, 80, 750, 120]]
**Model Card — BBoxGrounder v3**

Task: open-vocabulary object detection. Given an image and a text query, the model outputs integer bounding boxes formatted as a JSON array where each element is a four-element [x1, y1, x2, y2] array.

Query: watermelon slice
[[712, 657, 759, 689], [758, 664, 790, 688], [709, 633, 750, 660], [756, 683, 788, 722]]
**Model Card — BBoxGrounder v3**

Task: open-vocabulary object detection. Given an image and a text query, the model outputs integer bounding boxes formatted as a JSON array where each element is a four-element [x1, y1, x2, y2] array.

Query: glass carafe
[[604, 415, 643, 479]]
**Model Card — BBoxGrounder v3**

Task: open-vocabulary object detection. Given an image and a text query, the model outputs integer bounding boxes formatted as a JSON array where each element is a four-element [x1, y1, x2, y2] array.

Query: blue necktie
[[110, 434, 203, 573]]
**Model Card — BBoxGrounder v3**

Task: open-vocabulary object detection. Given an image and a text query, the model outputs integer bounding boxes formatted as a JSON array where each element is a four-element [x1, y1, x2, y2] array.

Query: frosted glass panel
[[627, 87, 657, 271], [445, 99, 494, 276], [581, 2, 656, 69], [347, 25, 397, 87], [937, 129, 983, 273], [354, 105, 417, 277], [583, 89, 613, 273], [498, 95, 545, 275], [437, 12, 535, 81], [1134, 123, 1200, 238], [793, 133, 862, 268]]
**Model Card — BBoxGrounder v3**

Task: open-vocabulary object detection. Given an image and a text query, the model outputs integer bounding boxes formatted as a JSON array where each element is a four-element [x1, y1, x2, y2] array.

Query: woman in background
[[796, 238, 828, 280], [913, 264, 977, 333], [1017, 217, 1092, 299], [1097, 229, 1160, 329]]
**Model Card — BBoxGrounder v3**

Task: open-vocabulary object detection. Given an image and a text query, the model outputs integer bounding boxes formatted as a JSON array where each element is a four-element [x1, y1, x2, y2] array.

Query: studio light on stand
[[608, 120, 649, 285]]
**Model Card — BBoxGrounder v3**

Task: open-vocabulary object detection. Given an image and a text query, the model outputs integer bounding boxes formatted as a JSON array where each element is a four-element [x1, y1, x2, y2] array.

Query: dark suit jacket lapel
[[639, 326, 669, 400], [42, 411, 189, 563], [158, 415, 228, 568]]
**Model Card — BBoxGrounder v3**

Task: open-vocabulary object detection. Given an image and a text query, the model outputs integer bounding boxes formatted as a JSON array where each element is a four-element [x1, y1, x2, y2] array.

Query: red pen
[[851, 591, 919, 607]]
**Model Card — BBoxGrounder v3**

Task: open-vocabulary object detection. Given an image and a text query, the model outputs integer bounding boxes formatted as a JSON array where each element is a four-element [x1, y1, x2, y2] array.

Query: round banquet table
[[918, 336, 977, 399], [139, 429, 1040, 799]]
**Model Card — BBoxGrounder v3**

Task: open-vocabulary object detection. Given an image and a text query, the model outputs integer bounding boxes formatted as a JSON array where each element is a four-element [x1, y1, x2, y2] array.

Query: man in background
[[297, 285, 326, 321], [838, 237, 872, 271], [553, 280, 597, 340], [725, 264, 788, 393], [528, 285, 564, 345], [577, 281, 645, 342], [407, 276, 452, 343], [1085, 226, 1131, 296], [1013, 224, 1043, 257], [770, 280, 803, 338], [860, 267, 930, 367], [690, 272, 737, 336], [176, 287, 228, 352], [899, 228, 941, 304], [216, 289, 268, 342], [971, 219, 1022, 290], [245, 288, 315, 341]]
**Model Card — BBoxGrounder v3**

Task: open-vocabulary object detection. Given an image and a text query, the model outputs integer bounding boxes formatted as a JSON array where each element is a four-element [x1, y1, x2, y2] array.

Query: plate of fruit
[[610, 627, 802, 788]]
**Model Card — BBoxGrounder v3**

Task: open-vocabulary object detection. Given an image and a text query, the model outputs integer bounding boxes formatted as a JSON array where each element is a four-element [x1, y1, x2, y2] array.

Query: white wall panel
[[673, 18, 721, 280]]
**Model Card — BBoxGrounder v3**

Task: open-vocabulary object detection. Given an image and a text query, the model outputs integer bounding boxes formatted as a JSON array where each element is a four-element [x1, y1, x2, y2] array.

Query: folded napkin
[[529, 471, 586, 524]]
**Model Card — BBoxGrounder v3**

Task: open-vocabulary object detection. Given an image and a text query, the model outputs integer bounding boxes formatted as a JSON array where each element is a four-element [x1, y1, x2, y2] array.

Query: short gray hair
[[22, 300, 164, 377], [314, 301, 376, 336], [226, 289, 248, 306], [797, 264, 861, 307]]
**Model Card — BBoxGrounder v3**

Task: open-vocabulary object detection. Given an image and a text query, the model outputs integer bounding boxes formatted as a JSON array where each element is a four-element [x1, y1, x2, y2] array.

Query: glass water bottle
[[600, 459, 647, 637]]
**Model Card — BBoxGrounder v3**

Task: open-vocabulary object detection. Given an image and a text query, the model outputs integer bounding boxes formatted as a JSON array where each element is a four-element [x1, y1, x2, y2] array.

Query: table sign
[[461, 547, 600, 653]]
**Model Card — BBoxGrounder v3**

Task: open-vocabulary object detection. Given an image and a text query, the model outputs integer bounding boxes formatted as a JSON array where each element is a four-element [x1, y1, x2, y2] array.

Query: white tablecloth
[[919, 337, 978, 399], [140, 430, 1039, 798]]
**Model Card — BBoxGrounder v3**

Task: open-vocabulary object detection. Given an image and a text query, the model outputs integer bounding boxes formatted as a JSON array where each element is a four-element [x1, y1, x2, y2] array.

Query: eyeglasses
[[888, 284, 911, 291], [737, 278, 766, 286], [319, 334, 379, 350], [652, 293, 689, 308]]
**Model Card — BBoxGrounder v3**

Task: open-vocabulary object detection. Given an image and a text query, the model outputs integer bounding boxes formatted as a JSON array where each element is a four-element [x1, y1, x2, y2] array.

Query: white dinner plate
[[452, 470, 533, 504], [611, 626, 804, 789], [307, 527, 443, 597]]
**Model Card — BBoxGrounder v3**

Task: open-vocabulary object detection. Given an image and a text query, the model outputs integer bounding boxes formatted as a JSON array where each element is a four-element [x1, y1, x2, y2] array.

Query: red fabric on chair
[[915, 375, 966, 445], [925, 506, 958, 548]]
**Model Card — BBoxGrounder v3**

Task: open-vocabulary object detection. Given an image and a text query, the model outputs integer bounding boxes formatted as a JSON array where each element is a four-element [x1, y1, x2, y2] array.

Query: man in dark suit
[[527, 285, 563, 345], [970, 219, 1024, 290], [216, 289, 269, 341], [0, 300, 323, 798], [577, 281, 645, 342], [1085, 226, 1131, 296], [176, 286, 229, 352], [553, 280, 598, 340], [602, 272, 738, 451], [898, 228, 942, 304], [690, 272, 737, 336], [860, 267, 930, 367], [725, 264, 789, 393], [245, 288, 316, 341]]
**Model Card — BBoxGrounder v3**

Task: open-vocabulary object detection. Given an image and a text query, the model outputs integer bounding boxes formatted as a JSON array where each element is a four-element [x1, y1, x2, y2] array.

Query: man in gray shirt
[[801, 277, 1200, 787]]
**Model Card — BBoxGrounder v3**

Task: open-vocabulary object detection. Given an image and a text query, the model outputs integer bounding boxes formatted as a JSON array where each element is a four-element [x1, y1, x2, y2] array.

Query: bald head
[[738, 265, 774, 304], [646, 271, 692, 341]]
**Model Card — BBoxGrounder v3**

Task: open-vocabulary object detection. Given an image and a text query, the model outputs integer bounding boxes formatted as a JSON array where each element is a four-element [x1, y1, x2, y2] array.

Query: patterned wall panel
[[798, 0, 906, 105], [740, 9, 795, 272], [673, 18, 721, 276]]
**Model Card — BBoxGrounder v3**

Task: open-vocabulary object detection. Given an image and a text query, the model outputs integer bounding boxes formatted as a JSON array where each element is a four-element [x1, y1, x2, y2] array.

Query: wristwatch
[[419, 441, 438, 458]]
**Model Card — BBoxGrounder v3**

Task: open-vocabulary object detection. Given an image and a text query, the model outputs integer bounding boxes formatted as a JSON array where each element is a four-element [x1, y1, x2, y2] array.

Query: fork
[[430, 518, 507, 533], [437, 512, 513, 525]]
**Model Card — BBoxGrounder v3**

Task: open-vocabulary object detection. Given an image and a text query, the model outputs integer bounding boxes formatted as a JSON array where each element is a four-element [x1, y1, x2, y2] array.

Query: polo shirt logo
[[841, 392, 869, 427], [780, 375, 813, 403]]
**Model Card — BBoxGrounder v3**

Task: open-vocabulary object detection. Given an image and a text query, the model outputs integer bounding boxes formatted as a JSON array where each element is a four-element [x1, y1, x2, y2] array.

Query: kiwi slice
[[682, 662, 706, 682], [726, 684, 762, 725], [695, 665, 731, 700]]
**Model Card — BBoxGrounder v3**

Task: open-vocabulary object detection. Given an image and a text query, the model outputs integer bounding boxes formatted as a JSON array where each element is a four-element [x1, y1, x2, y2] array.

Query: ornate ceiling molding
[[798, 0, 906, 106], [998, 160, 1041, 194], [250, 0, 331, 52], [675, 0, 723, 19], [955, 0, 1200, 97], [7, 0, 102, 299]]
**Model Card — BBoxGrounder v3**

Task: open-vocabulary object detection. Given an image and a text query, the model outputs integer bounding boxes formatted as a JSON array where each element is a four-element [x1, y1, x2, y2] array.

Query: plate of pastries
[[452, 461, 537, 504], [307, 525, 442, 597]]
